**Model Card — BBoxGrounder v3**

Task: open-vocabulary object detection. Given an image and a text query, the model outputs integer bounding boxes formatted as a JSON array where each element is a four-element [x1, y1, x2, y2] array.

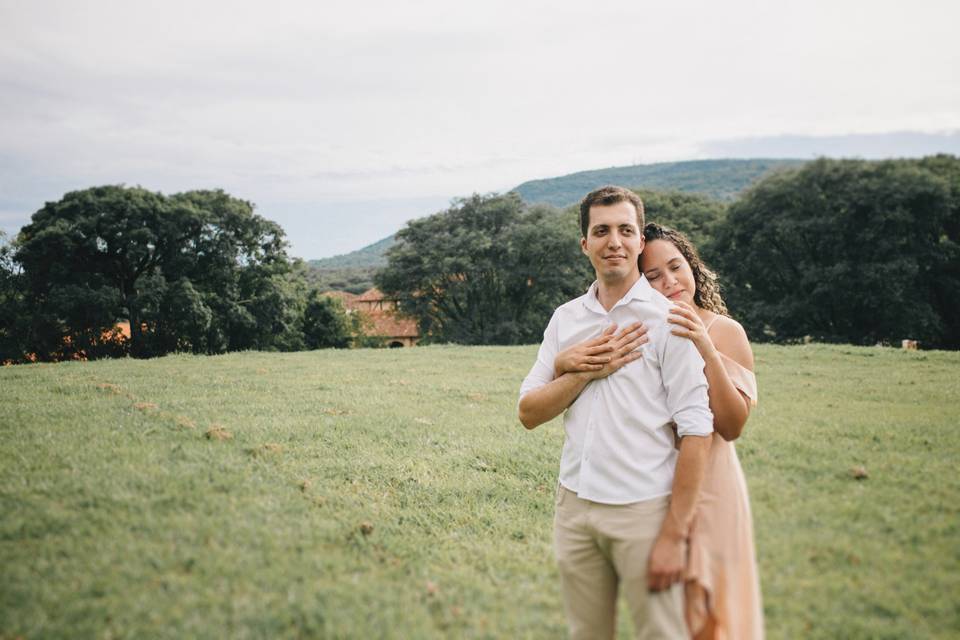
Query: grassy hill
[[307, 158, 805, 281], [308, 236, 395, 271], [305, 237, 396, 293], [2, 344, 958, 638], [512, 158, 806, 207]]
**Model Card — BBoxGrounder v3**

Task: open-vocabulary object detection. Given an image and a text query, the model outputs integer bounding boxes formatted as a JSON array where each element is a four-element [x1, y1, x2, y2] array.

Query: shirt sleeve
[[518, 310, 561, 401], [658, 326, 714, 437]]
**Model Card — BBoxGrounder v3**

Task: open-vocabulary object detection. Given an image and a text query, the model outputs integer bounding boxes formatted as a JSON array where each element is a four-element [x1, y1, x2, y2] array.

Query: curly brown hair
[[642, 222, 729, 316]]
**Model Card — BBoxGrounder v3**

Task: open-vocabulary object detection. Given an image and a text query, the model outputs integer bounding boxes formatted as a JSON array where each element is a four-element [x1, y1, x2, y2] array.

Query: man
[[518, 185, 713, 639]]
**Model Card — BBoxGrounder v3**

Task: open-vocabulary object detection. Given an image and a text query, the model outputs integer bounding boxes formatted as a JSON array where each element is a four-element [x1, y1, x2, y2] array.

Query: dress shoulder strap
[[704, 313, 721, 332]]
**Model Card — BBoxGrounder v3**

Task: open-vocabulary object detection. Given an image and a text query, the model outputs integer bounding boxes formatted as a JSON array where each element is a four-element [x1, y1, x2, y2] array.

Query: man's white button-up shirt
[[519, 276, 714, 505]]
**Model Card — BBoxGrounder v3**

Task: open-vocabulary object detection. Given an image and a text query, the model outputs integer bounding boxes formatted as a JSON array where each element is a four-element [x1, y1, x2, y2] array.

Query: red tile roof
[[322, 288, 418, 340], [355, 287, 391, 302], [365, 310, 419, 338]]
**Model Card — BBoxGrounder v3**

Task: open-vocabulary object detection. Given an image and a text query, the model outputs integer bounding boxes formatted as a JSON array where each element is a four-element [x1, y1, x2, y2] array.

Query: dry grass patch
[[174, 415, 196, 430], [204, 424, 232, 441], [245, 443, 283, 457]]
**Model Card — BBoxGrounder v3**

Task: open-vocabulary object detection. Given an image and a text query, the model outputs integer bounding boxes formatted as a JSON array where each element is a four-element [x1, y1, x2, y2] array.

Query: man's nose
[[607, 231, 623, 248]]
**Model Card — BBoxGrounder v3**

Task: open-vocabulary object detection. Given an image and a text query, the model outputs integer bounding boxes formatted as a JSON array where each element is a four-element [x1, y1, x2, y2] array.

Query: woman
[[554, 222, 763, 639]]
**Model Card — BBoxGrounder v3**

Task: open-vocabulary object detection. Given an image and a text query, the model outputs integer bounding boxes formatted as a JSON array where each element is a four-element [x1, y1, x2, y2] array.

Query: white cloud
[[1, 0, 959, 257]]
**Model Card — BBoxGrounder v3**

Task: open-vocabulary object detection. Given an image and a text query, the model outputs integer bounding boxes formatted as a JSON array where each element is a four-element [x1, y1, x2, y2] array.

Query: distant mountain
[[306, 158, 806, 277], [513, 158, 806, 207], [308, 235, 395, 270], [305, 236, 396, 294]]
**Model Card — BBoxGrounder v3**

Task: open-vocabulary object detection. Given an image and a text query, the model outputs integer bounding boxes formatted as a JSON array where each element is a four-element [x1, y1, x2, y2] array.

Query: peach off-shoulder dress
[[684, 347, 764, 639]]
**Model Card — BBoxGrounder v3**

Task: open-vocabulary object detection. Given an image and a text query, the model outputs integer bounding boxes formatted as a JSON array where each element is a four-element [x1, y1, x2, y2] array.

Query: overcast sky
[[1, 0, 958, 259]]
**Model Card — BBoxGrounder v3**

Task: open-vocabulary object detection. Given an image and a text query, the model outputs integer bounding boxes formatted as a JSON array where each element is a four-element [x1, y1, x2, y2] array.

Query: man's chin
[[598, 268, 636, 284]]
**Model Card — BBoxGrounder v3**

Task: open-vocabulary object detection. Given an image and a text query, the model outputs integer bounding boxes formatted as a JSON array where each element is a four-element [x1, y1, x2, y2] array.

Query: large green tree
[[376, 193, 592, 344], [632, 188, 727, 251], [0, 231, 29, 361], [13, 185, 303, 360], [711, 157, 960, 347], [916, 155, 960, 348], [301, 292, 352, 349]]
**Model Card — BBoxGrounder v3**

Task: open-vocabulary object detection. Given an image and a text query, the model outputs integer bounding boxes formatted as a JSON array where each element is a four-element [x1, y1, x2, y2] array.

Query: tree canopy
[[711, 157, 960, 348], [631, 188, 727, 250], [5, 155, 959, 359], [376, 193, 592, 345], [7, 186, 338, 361]]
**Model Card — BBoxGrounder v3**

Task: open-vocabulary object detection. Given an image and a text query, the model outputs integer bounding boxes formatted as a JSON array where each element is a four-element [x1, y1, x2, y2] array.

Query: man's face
[[580, 201, 644, 285]]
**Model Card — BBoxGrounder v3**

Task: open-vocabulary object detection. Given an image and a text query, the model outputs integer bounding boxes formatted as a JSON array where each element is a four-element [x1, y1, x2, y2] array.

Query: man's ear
[[637, 235, 645, 256], [580, 236, 588, 256]]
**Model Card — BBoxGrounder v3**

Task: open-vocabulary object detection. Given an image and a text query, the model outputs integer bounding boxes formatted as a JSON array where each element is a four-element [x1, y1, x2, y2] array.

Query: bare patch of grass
[[173, 415, 196, 430], [245, 443, 283, 457], [204, 424, 232, 441]]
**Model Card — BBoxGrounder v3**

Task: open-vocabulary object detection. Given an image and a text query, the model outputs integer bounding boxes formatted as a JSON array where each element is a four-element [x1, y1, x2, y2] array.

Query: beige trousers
[[553, 486, 686, 640]]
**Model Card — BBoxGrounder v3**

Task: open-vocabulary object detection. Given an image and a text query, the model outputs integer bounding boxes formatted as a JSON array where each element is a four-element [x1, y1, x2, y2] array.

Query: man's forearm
[[660, 434, 712, 539], [518, 372, 592, 430]]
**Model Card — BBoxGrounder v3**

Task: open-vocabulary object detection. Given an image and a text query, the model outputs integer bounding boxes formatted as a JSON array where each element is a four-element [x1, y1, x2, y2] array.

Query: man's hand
[[554, 322, 648, 379], [646, 531, 686, 592]]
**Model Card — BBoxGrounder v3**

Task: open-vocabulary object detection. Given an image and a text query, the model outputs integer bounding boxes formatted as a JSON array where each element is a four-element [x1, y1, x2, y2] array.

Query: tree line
[[376, 156, 960, 350], [2, 155, 957, 362], [0, 187, 358, 363]]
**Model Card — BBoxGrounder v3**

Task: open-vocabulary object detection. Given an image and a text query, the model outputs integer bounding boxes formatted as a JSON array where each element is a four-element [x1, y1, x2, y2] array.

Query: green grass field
[[1, 344, 958, 639]]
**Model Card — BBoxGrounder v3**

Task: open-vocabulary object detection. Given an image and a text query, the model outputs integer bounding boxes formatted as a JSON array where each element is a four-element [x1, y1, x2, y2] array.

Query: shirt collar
[[583, 275, 653, 314]]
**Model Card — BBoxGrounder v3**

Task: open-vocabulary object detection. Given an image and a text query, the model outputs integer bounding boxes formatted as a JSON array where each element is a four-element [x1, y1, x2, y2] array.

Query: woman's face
[[641, 239, 697, 306]]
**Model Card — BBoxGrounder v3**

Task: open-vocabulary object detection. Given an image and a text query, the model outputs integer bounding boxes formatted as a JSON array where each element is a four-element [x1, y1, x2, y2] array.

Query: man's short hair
[[579, 186, 645, 237]]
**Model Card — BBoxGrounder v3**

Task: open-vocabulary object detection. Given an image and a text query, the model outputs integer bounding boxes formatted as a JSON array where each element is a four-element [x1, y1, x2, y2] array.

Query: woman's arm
[[668, 303, 754, 441]]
